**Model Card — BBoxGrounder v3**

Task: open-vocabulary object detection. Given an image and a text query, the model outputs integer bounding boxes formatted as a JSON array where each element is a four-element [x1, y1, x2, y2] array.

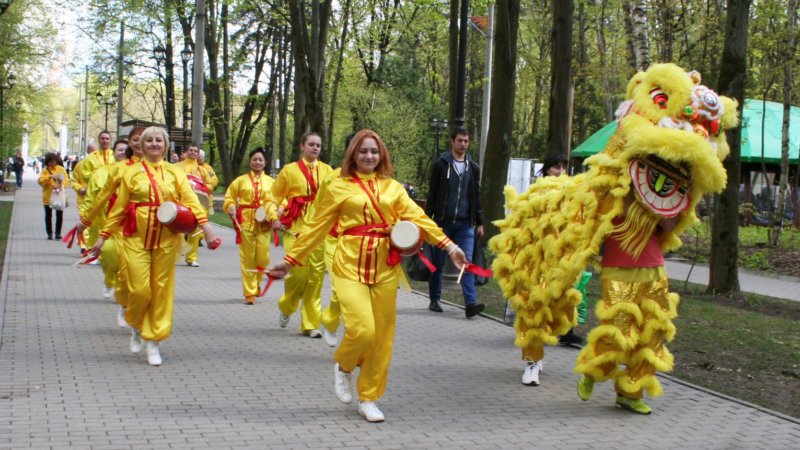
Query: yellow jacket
[[223, 171, 277, 232], [80, 157, 140, 226], [101, 160, 209, 250], [270, 158, 333, 230], [175, 158, 214, 206], [201, 162, 219, 192], [285, 172, 452, 285], [38, 165, 70, 205], [71, 159, 88, 198]]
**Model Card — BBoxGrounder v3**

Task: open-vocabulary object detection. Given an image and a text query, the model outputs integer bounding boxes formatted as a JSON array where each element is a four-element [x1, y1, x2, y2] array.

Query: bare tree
[[546, 0, 573, 160], [708, 0, 751, 294]]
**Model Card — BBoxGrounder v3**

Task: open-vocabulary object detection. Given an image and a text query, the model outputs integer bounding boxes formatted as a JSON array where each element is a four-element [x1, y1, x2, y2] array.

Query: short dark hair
[[113, 139, 131, 159], [539, 153, 569, 176], [450, 126, 469, 140], [98, 130, 112, 139], [44, 152, 60, 166], [248, 147, 267, 160]]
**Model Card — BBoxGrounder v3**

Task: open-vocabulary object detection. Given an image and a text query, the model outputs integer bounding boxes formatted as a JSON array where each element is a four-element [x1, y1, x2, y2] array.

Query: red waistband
[[342, 223, 389, 238]]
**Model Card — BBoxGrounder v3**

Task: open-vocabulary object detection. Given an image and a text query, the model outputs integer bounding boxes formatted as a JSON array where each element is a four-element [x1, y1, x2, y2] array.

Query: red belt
[[123, 202, 159, 236], [279, 194, 315, 228], [342, 224, 403, 266]]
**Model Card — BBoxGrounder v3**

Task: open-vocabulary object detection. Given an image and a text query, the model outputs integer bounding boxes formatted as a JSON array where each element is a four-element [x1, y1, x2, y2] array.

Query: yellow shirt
[[38, 165, 70, 205], [285, 172, 452, 285], [223, 171, 277, 232], [175, 158, 214, 207], [80, 157, 140, 226], [201, 162, 219, 192], [101, 160, 209, 250], [71, 159, 88, 198], [270, 158, 333, 230]]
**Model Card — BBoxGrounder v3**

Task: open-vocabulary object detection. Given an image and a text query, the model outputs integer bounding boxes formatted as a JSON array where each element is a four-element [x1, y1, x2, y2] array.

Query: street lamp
[[0, 72, 16, 156], [153, 44, 174, 160], [180, 44, 193, 146], [95, 91, 117, 131], [0, 0, 12, 16], [430, 117, 448, 162]]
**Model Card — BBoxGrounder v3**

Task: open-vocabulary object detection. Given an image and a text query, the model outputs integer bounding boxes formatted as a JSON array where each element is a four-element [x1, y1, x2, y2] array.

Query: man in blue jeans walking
[[425, 127, 485, 318]]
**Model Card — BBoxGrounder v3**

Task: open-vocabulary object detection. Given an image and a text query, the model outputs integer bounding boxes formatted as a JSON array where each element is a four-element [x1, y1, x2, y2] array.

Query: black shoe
[[428, 300, 443, 312], [559, 328, 585, 347], [55, 235, 62, 240], [46, 235, 53, 240], [465, 303, 485, 318]]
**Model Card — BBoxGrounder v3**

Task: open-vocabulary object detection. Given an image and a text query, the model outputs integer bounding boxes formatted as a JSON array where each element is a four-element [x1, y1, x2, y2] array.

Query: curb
[[0, 191, 16, 351]]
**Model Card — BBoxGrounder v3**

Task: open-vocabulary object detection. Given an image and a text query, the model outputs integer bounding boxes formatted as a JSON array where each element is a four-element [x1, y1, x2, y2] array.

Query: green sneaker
[[615, 395, 652, 415], [577, 376, 595, 401]]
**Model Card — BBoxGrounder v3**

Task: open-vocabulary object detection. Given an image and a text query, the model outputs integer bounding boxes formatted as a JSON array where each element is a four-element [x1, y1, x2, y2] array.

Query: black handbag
[[406, 242, 434, 282], [472, 235, 490, 286]]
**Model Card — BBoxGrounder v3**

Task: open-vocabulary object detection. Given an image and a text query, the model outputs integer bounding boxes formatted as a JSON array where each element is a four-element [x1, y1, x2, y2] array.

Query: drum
[[255, 206, 268, 223], [157, 201, 199, 234], [187, 174, 211, 209], [390, 221, 422, 256]]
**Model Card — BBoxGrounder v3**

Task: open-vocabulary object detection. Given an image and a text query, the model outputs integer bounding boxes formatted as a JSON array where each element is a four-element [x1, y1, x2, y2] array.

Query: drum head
[[157, 202, 178, 224], [255, 206, 267, 223], [390, 221, 421, 251]]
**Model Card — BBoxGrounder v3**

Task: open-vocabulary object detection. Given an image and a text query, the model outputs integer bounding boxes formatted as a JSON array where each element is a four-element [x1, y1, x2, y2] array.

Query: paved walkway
[[665, 260, 800, 302], [1, 172, 799, 449]]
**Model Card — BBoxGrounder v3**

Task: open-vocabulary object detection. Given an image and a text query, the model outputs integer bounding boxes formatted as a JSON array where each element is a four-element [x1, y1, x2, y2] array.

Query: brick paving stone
[[1, 173, 799, 449]]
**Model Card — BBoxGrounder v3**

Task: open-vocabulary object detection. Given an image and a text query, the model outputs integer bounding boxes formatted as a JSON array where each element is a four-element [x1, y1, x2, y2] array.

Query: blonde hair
[[340, 129, 393, 178], [139, 126, 170, 160]]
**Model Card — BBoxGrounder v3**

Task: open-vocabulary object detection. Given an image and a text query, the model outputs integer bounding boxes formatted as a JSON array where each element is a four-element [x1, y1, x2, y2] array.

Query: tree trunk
[[708, 0, 751, 294], [326, 0, 352, 156], [279, 27, 292, 169], [596, 0, 614, 122], [771, 0, 796, 247], [630, 1, 650, 71], [481, 0, 520, 240], [546, 0, 573, 160], [447, 0, 459, 127], [575, 0, 588, 144], [205, 0, 232, 184]]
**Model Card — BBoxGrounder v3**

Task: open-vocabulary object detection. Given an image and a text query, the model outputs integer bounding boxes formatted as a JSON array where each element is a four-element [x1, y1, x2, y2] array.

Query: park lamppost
[[180, 44, 193, 146], [430, 117, 448, 162], [0, 72, 16, 156], [153, 44, 175, 159], [95, 91, 117, 131]]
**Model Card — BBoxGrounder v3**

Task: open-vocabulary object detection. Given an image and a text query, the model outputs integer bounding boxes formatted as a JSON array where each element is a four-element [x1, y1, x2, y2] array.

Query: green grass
[[0, 202, 13, 281], [412, 275, 800, 418], [208, 211, 233, 228]]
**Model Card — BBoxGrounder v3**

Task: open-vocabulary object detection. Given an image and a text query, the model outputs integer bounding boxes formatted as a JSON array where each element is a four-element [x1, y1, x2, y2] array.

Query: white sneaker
[[130, 329, 143, 354], [186, 261, 199, 267], [358, 401, 385, 422], [89, 259, 100, 265], [278, 312, 290, 328], [522, 360, 543, 386], [146, 341, 162, 366], [334, 363, 353, 404], [117, 307, 128, 328], [321, 328, 338, 347], [304, 329, 322, 338], [103, 286, 115, 299]]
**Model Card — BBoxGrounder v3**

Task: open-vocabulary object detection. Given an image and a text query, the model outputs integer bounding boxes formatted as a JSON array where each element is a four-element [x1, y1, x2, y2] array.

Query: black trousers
[[44, 205, 63, 238]]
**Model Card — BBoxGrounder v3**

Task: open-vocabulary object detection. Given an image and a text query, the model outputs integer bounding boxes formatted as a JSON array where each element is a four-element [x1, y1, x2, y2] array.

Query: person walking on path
[[425, 126, 485, 318], [223, 147, 277, 305], [269, 132, 333, 338], [12, 150, 25, 188], [38, 152, 70, 240], [175, 143, 215, 267], [91, 127, 220, 366], [268, 129, 468, 423]]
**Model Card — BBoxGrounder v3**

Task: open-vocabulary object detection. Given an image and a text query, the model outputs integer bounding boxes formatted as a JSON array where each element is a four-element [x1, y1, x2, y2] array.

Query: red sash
[[122, 162, 162, 238], [279, 161, 319, 228]]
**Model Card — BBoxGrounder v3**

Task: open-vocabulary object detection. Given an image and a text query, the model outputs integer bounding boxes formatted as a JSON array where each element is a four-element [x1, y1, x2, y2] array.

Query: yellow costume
[[76, 149, 115, 247], [84, 165, 119, 291], [201, 162, 219, 211], [270, 158, 333, 332], [222, 171, 277, 299], [284, 172, 453, 402], [490, 64, 738, 408], [174, 158, 213, 265], [101, 160, 208, 342], [315, 168, 343, 334], [38, 165, 70, 205], [71, 159, 89, 208], [81, 157, 141, 308]]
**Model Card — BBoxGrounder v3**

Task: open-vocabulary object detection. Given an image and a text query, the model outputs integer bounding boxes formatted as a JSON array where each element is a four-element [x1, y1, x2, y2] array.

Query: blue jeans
[[428, 219, 477, 306]]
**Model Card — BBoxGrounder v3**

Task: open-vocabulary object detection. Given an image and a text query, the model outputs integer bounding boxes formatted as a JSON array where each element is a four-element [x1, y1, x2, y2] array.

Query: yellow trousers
[[278, 232, 325, 332], [574, 272, 678, 399], [334, 275, 399, 402], [521, 344, 545, 363], [320, 234, 341, 333], [99, 236, 119, 289], [185, 229, 202, 263], [239, 228, 270, 297], [122, 240, 178, 342], [114, 232, 129, 308]]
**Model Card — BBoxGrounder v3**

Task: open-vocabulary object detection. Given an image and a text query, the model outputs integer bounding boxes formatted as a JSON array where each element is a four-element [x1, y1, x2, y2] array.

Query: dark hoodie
[[425, 152, 483, 226]]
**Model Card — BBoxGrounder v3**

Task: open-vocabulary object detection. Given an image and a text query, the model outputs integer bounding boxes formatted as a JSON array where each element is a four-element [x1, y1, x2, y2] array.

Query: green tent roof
[[571, 99, 800, 164]]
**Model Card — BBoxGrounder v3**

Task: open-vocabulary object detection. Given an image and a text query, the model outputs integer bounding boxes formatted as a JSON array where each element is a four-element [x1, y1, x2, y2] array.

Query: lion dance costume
[[489, 64, 738, 414]]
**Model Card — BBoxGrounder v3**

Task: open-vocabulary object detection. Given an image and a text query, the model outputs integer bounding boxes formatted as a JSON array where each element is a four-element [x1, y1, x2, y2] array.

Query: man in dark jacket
[[425, 127, 485, 318]]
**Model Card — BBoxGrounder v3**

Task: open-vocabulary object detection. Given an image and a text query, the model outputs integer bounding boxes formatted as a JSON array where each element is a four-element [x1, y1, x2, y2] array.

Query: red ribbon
[[230, 210, 243, 245], [464, 263, 493, 278], [62, 226, 78, 248], [279, 195, 314, 228], [80, 249, 99, 264], [255, 266, 276, 297], [272, 230, 280, 247], [106, 193, 118, 215], [416, 248, 437, 272]]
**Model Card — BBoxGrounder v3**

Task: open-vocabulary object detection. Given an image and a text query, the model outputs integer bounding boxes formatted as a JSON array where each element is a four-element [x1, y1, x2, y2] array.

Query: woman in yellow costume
[[91, 126, 219, 366], [269, 132, 333, 338], [490, 64, 738, 414], [223, 147, 277, 305], [269, 129, 467, 422], [83, 139, 130, 300], [38, 152, 70, 240], [78, 126, 145, 328]]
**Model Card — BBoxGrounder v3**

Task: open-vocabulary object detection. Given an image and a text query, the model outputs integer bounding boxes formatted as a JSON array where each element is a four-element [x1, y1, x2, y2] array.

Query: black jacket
[[425, 152, 483, 226]]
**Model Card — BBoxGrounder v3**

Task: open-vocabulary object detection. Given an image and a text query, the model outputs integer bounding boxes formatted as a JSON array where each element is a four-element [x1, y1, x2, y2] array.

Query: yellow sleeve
[[61, 166, 70, 189], [222, 176, 242, 213], [38, 168, 52, 188], [394, 183, 452, 249], [80, 164, 121, 226], [82, 166, 110, 221], [100, 168, 132, 238], [205, 164, 219, 191], [71, 162, 85, 193], [284, 182, 340, 266]]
